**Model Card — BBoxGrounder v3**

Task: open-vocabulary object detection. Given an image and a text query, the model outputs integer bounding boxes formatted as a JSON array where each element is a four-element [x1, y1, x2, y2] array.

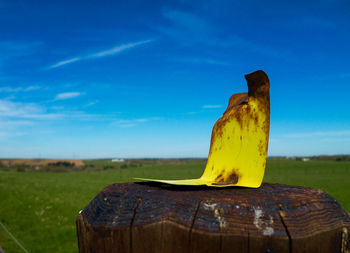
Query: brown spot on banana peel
[[253, 114, 259, 126], [215, 173, 223, 181], [258, 140, 265, 156], [209, 96, 262, 155], [212, 170, 240, 185], [208, 104, 246, 155], [234, 110, 244, 129], [224, 93, 248, 115], [226, 172, 239, 184]]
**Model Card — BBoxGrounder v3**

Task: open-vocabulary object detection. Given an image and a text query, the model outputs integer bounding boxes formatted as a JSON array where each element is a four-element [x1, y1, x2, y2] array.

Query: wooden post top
[[77, 182, 350, 253]]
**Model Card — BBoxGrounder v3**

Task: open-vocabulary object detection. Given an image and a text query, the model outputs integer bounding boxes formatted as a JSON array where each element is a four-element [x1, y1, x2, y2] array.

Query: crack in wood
[[130, 197, 142, 253], [279, 207, 292, 253], [189, 200, 202, 252]]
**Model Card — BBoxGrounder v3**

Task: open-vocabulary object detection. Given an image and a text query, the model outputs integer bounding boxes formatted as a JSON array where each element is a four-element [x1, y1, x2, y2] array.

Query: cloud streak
[[0, 99, 62, 119], [47, 39, 154, 69], [0, 120, 35, 128], [0, 85, 41, 93], [48, 57, 81, 69], [0, 98, 115, 129], [111, 117, 160, 128], [84, 100, 99, 107], [90, 40, 153, 58], [54, 92, 82, 100]]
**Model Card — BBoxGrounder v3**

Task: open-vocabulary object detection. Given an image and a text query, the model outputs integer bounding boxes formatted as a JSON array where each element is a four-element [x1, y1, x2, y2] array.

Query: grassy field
[[0, 159, 349, 252]]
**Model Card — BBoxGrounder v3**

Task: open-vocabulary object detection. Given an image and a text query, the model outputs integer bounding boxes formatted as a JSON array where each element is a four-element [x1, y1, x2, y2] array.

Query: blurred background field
[[1, 157, 349, 252]]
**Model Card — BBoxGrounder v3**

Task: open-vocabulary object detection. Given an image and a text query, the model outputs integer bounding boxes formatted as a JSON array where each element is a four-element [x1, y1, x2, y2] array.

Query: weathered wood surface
[[76, 182, 350, 253]]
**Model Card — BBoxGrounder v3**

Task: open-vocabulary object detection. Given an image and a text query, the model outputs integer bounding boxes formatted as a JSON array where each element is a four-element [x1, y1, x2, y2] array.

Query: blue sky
[[0, 0, 350, 158]]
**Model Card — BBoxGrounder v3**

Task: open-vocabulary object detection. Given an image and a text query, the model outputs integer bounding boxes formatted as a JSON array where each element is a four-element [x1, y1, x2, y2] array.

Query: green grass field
[[1, 159, 349, 252]]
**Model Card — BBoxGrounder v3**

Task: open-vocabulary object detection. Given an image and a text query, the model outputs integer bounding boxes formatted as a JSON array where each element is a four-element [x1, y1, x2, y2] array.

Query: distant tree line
[[48, 161, 75, 167], [311, 155, 350, 162]]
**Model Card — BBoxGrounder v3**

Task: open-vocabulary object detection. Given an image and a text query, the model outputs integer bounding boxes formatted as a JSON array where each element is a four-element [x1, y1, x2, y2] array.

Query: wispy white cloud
[[84, 100, 99, 107], [0, 99, 62, 119], [54, 92, 82, 100], [202, 105, 222, 109], [0, 97, 122, 140], [47, 39, 154, 69], [111, 117, 160, 128], [0, 98, 115, 130], [185, 105, 223, 115], [0, 120, 35, 128], [0, 85, 41, 93], [48, 57, 81, 69], [119, 123, 137, 128], [24, 85, 41, 91], [90, 40, 153, 58]]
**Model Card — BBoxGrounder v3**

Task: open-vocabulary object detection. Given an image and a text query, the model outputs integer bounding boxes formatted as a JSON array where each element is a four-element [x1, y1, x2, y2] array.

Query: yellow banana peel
[[136, 70, 270, 188]]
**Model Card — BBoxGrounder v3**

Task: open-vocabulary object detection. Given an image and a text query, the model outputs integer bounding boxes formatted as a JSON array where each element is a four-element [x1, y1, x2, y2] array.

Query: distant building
[[112, 159, 125, 162], [302, 158, 310, 162]]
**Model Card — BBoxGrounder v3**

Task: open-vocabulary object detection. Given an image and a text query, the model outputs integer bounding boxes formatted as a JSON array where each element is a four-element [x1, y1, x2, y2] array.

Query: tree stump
[[76, 182, 350, 253]]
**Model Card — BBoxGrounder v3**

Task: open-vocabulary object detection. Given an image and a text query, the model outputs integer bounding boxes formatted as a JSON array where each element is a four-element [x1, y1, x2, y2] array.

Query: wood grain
[[77, 182, 350, 253]]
